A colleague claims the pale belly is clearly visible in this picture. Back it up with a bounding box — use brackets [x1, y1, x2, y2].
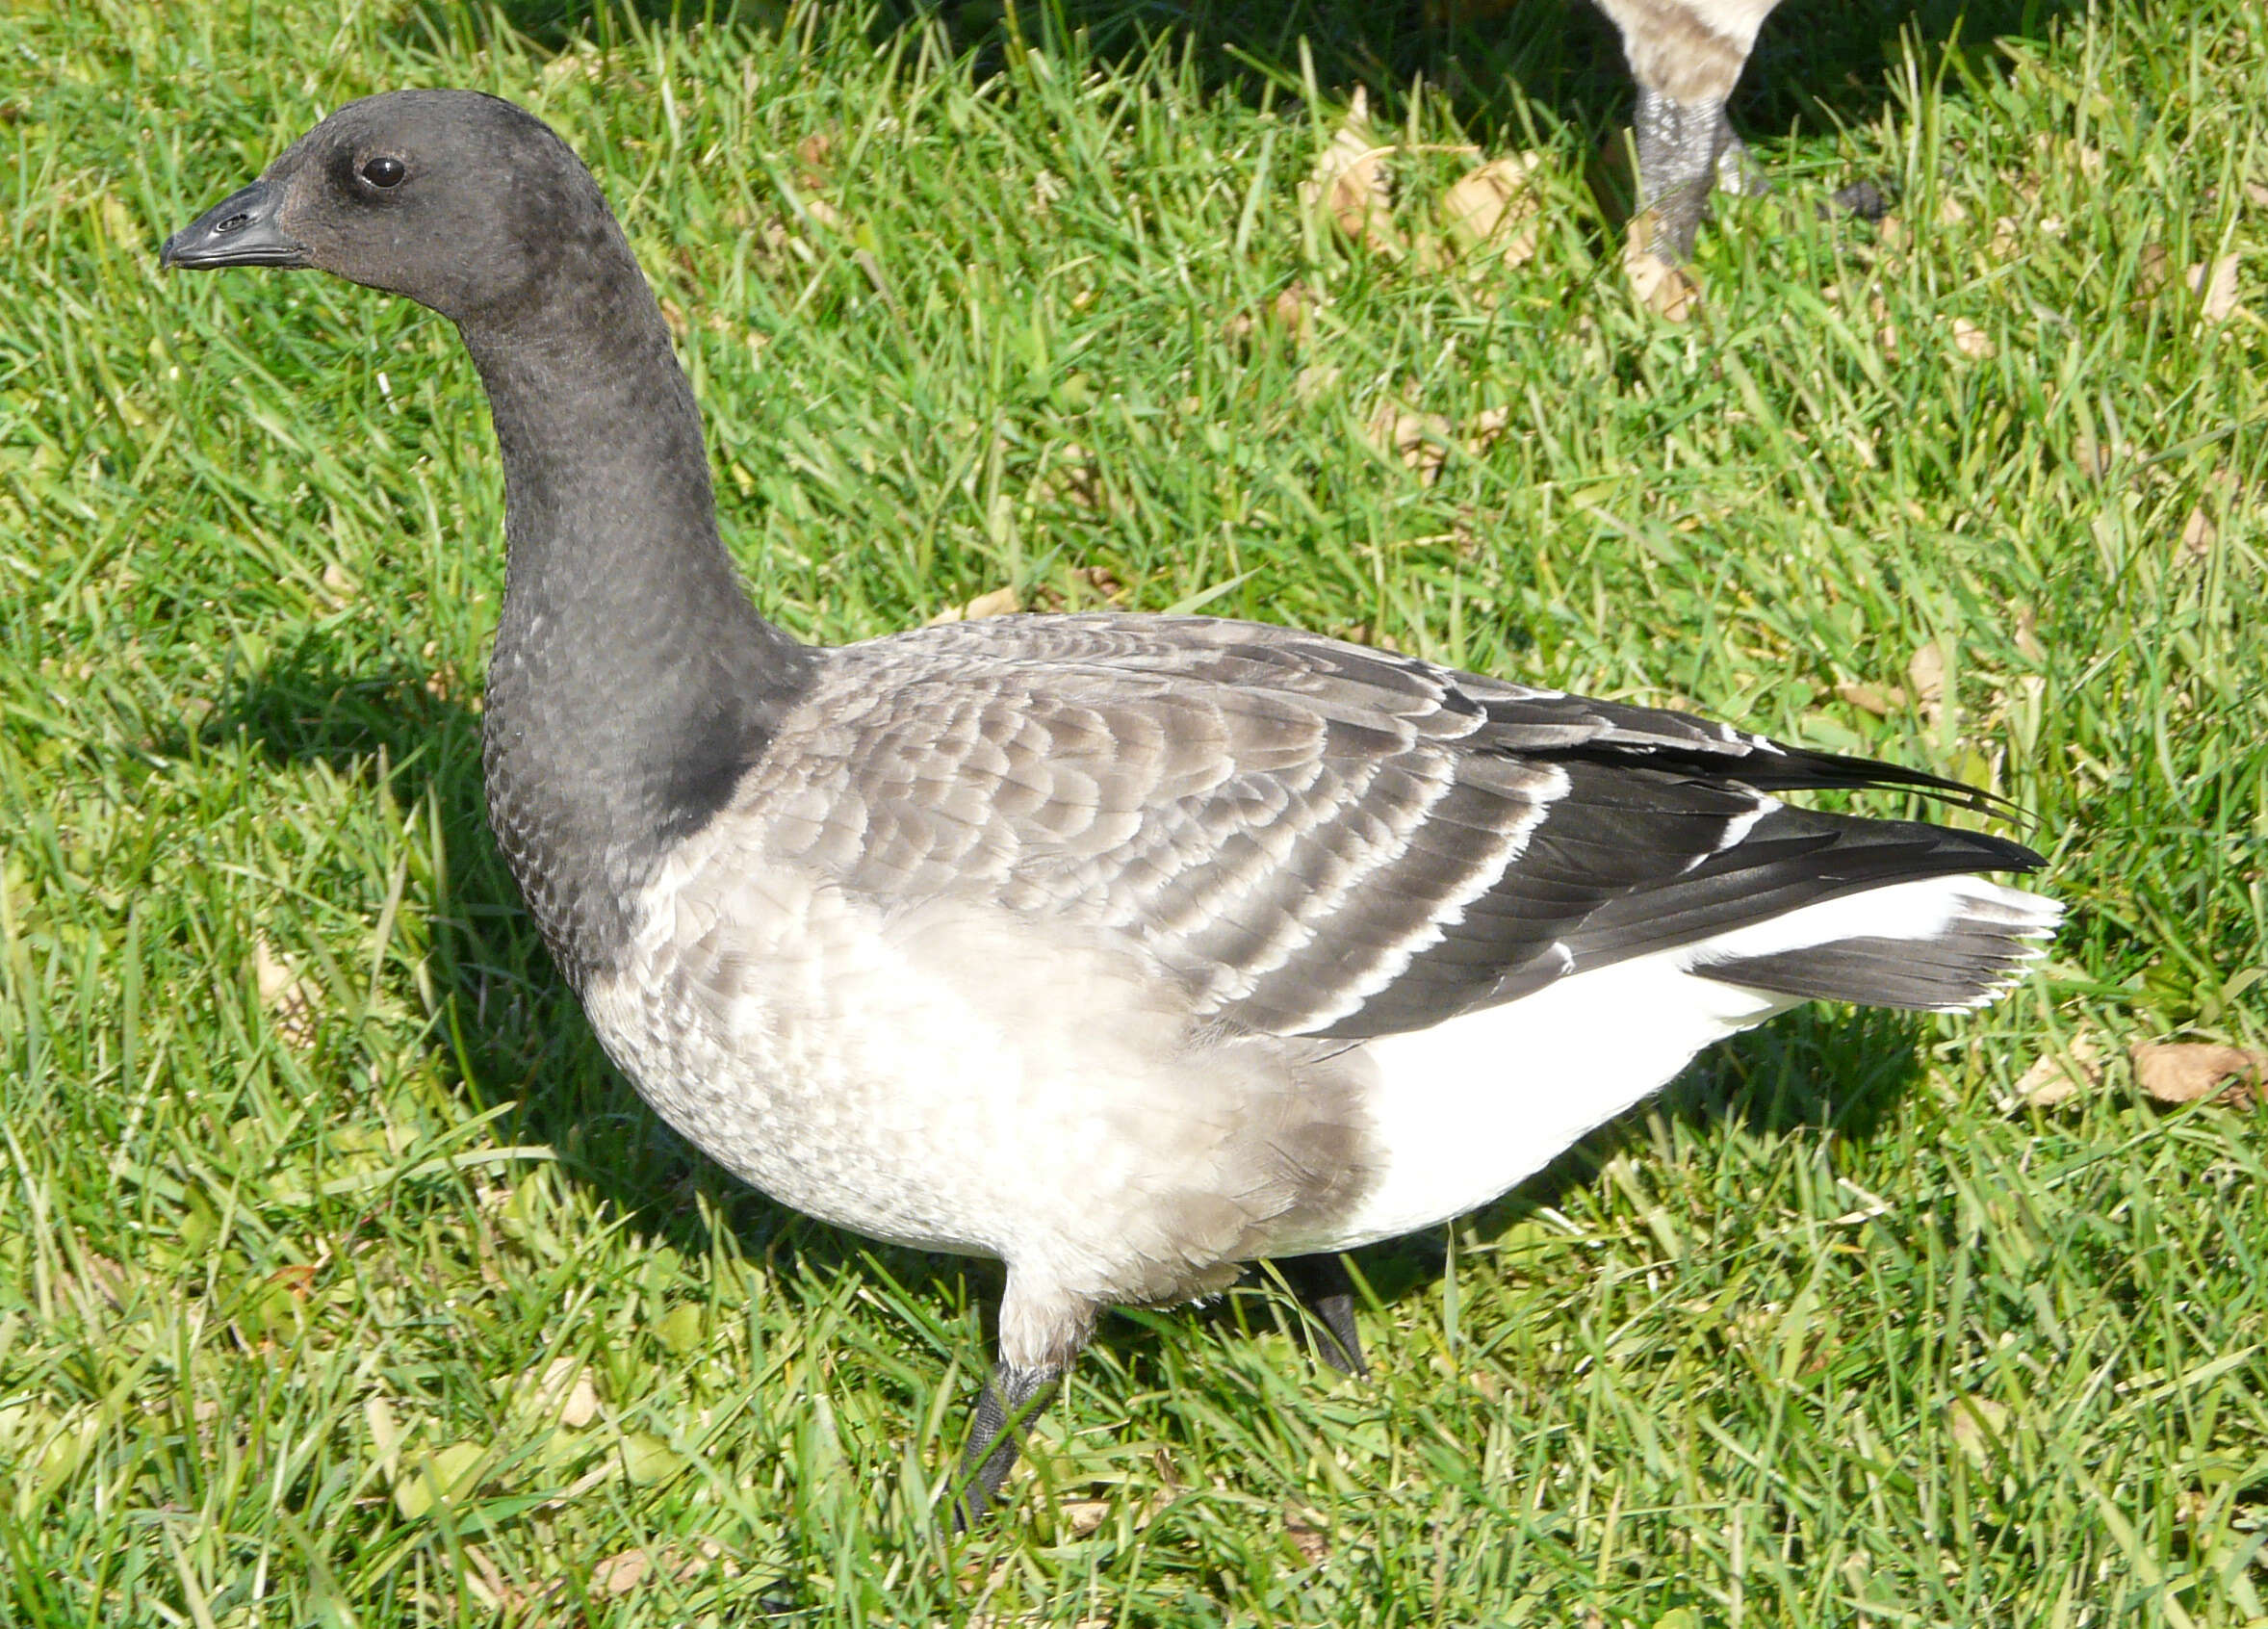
[574, 848, 1362, 1298]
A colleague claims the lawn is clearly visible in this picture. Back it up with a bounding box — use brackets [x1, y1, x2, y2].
[2, 0, 2264, 1622]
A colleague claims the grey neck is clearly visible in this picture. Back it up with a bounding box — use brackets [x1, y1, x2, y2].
[462, 258, 812, 983]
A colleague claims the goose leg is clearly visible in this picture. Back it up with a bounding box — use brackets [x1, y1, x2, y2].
[1632, 84, 1735, 262]
[952, 1271, 1094, 1526]
[954, 1360, 1063, 1527]
[1277, 1253, 1368, 1377]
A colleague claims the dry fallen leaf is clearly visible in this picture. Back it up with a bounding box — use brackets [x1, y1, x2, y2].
[2010, 1034, 2102, 1111]
[1441, 153, 1543, 263]
[1624, 246, 1699, 321]
[591, 1549, 652, 1597]
[460, 1545, 536, 1613]
[2130, 1042, 2264, 1108]
[2179, 505, 2217, 562]
[1059, 1498, 1111, 1537]
[1947, 1394, 2012, 1463]
[1301, 88, 1397, 255]
[2013, 605, 2047, 665]
[1365, 404, 1509, 482]
[2032, 133, 2104, 178]
[1907, 642, 1947, 723]
[1951, 317, 1995, 359]
[254, 936, 319, 1049]
[2138, 243, 2175, 298]
[1270, 279, 1324, 339]
[1835, 680, 1905, 719]
[1293, 362, 1341, 405]
[522, 1357, 601, 1429]
[928, 585, 1021, 625]
[1369, 405, 1455, 482]
[2187, 254, 2241, 322]
[1285, 1517, 1330, 1563]
[64, 1251, 132, 1311]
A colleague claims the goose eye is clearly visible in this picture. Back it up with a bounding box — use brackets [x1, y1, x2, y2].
[361, 155, 406, 189]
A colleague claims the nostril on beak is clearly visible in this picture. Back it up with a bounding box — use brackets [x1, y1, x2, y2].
[214, 213, 250, 236]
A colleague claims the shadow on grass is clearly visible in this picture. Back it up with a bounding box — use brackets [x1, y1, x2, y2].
[397, 0, 2078, 203]
[189, 641, 977, 1313]
[199, 634, 1937, 1394]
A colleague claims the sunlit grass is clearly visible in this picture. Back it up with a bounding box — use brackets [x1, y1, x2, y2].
[1, 0, 2263, 1622]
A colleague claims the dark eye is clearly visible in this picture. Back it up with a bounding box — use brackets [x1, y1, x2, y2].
[361, 155, 406, 189]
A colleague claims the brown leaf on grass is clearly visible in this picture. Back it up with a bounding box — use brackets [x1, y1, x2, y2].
[1624, 246, 1699, 321]
[521, 1357, 601, 1429]
[1947, 1394, 2012, 1462]
[2179, 505, 2217, 562]
[2187, 254, 2241, 322]
[927, 585, 1021, 625]
[1058, 1498, 1112, 1537]
[2071, 433, 2150, 480]
[1301, 88, 1397, 255]
[590, 1539, 735, 1598]
[1370, 405, 1455, 482]
[1907, 641, 1947, 723]
[64, 1251, 132, 1312]
[2130, 1042, 2265, 1108]
[1441, 154, 1544, 263]
[2141, 248, 2243, 321]
[1223, 280, 1324, 348]
[254, 936, 319, 1049]
[1950, 317, 1996, 359]
[460, 1545, 539, 1613]
[2014, 606, 2047, 664]
[591, 1550, 652, 1596]
[1273, 279, 1324, 335]
[2137, 243, 2176, 298]
[1365, 403, 1513, 483]
[1285, 1516, 1330, 1563]
[1294, 363, 1341, 405]
[1073, 563, 1125, 602]
[2031, 133, 2104, 178]
[2010, 1034, 2102, 1111]
[1835, 681, 1906, 718]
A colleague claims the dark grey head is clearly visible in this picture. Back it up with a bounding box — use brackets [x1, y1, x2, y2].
[161, 90, 618, 327]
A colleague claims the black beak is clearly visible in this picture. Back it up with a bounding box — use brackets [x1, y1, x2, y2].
[160, 179, 308, 270]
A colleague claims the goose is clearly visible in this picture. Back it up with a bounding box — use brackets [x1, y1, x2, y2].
[162, 89, 2057, 1523]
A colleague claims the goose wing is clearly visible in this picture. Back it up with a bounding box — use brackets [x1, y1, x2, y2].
[735, 614, 2037, 1039]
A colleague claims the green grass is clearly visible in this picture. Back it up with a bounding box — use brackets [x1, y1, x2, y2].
[3, 0, 2265, 1621]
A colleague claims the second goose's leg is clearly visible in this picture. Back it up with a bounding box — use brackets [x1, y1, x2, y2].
[1276, 1253, 1368, 1376]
